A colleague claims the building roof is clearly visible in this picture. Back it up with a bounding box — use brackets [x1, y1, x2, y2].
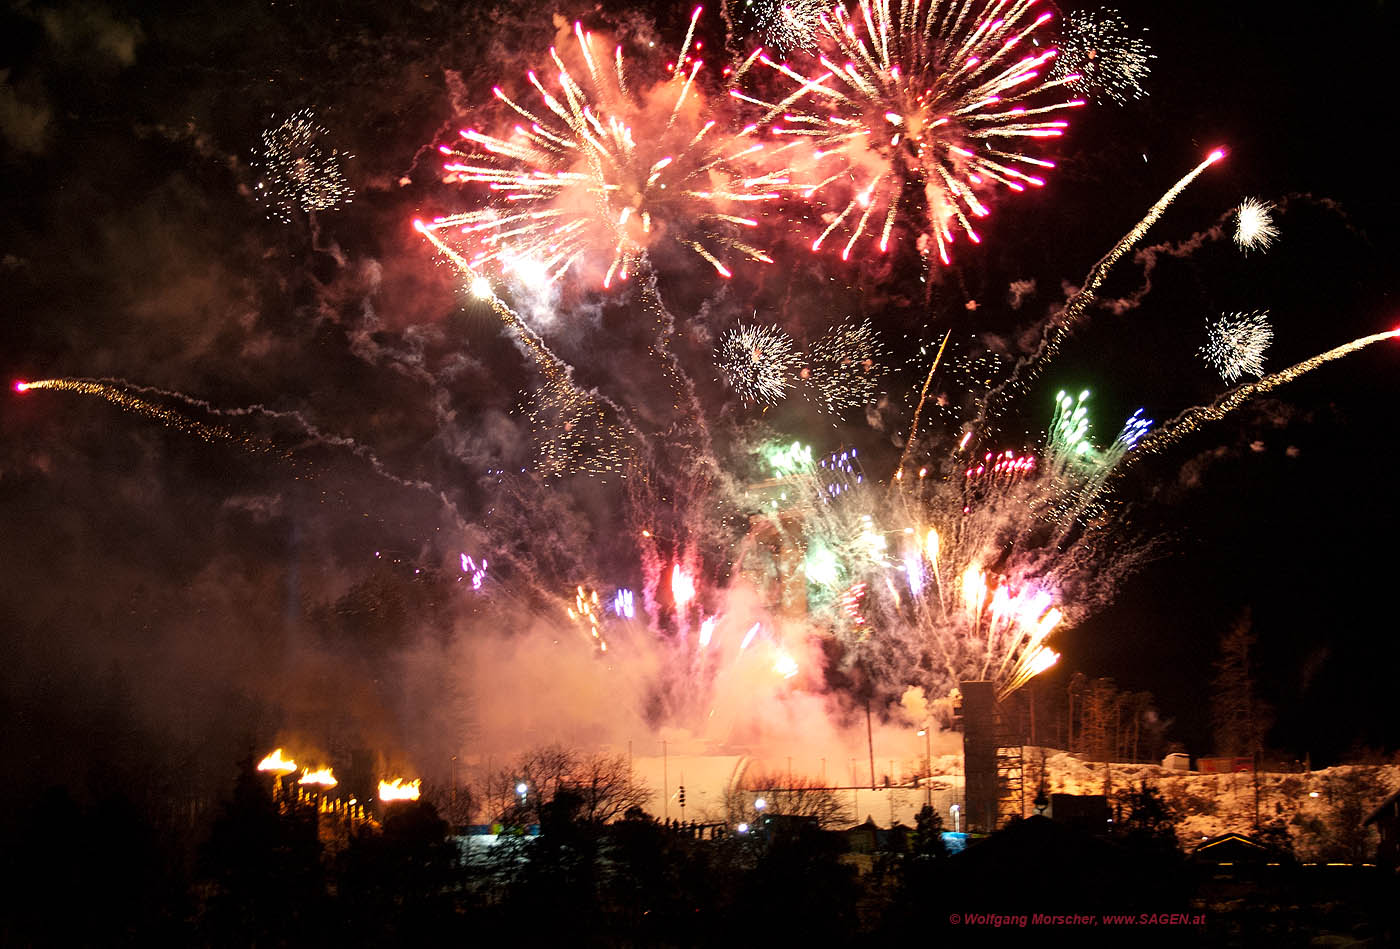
[1192, 832, 1273, 863]
[1363, 786, 1400, 827]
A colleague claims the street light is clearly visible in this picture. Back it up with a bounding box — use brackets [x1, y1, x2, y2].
[754, 797, 767, 812]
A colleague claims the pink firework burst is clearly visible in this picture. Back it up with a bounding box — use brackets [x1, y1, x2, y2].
[736, 0, 1083, 264]
[421, 9, 787, 290]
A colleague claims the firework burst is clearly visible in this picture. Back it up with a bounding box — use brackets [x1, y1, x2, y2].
[251, 109, 354, 223]
[717, 322, 801, 403]
[802, 318, 886, 414]
[759, 0, 826, 52]
[1233, 197, 1279, 253]
[1048, 8, 1153, 106]
[519, 375, 631, 478]
[1201, 311, 1274, 382]
[750, 436, 1084, 700]
[422, 9, 785, 289]
[738, 0, 1084, 263]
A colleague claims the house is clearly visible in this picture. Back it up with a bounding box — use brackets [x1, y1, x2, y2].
[1192, 832, 1276, 866]
[841, 816, 909, 853]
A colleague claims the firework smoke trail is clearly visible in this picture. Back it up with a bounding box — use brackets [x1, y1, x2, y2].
[7, 379, 615, 625]
[422, 8, 784, 289]
[974, 148, 1225, 430]
[740, 0, 1084, 264]
[9, 379, 603, 633]
[630, 272, 741, 529]
[1028, 147, 1222, 361]
[11, 379, 264, 450]
[11, 377, 487, 534]
[1131, 328, 1400, 461]
[10, 376, 640, 624]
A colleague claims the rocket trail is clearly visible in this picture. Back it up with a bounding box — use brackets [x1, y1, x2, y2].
[1132, 327, 1400, 461]
[978, 148, 1226, 429]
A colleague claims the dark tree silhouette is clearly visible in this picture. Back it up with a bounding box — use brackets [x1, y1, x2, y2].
[195, 761, 326, 945]
[336, 799, 465, 941]
[736, 816, 858, 944]
[1114, 780, 1181, 855]
[494, 788, 605, 943]
[1211, 610, 1273, 758]
[482, 744, 649, 827]
[2, 787, 186, 945]
[910, 803, 949, 859]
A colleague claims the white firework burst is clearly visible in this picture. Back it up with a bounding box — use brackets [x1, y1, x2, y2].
[1201, 311, 1273, 382]
[251, 109, 354, 223]
[803, 318, 885, 414]
[718, 323, 801, 404]
[760, 0, 826, 52]
[1049, 8, 1154, 106]
[1233, 197, 1279, 253]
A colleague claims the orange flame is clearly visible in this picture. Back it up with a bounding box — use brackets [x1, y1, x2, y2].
[257, 748, 297, 775]
[299, 767, 337, 787]
[378, 778, 421, 802]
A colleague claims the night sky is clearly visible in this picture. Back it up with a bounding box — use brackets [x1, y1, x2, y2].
[2, 0, 1397, 805]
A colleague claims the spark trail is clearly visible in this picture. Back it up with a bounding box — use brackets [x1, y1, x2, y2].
[13, 379, 279, 454]
[976, 148, 1225, 430]
[418, 220, 640, 478]
[12, 377, 478, 532]
[895, 328, 950, 476]
[1134, 328, 1400, 460]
